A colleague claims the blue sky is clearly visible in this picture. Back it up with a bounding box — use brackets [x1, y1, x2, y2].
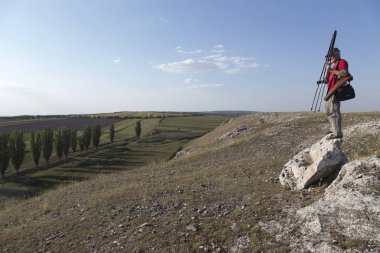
[0, 0, 379, 115]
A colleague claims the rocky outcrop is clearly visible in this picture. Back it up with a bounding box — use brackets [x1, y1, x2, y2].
[217, 125, 248, 140]
[174, 150, 188, 159]
[264, 156, 380, 252]
[279, 135, 348, 189]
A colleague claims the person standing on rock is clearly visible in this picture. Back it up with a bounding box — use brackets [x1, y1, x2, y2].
[324, 48, 349, 139]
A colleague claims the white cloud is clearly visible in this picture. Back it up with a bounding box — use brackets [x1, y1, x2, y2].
[203, 54, 228, 62]
[183, 78, 224, 90]
[111, 57, 121, 63]
[187, 83, 224, 90]
[184, 78, 197, 84]
[155, 46, 262, 75]
[155, 58, 217, 74]
[175, 46, 203, 55]
[210, 44, 226, 54]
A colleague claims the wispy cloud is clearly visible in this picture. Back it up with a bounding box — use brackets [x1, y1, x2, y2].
[175, 46, 203, 55]
[210, 44, 226, 54]
[155, 45, 263, 75]
[156, 58, 216, 74]
[158, 15, 168, 23]
[187, 83, 224, 90]
[111, 57, 121, 63]
[184, 78, 224, 90]
[184, 78, 195, 84]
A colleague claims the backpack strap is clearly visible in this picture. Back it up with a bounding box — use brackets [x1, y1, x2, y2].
[334, 60, 341, 82]
[334, 59, 341, 71]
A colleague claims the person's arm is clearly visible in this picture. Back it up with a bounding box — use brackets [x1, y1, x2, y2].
[324, 74, 353, 101]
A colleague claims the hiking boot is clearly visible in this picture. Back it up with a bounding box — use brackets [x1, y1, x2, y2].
[325, 130, 333, 135]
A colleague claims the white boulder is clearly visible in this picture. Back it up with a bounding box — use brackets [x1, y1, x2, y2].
[279, 135, 348, 190]
[262, 156, 380, 252]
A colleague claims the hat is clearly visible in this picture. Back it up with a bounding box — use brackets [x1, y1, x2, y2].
[332, 48, 340, 54]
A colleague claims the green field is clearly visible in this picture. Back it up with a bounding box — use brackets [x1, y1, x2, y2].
[4, 118, 160, 175]
[0, 115, 230, 209]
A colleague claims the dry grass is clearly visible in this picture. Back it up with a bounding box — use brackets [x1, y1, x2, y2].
[1, 112, 380, 252]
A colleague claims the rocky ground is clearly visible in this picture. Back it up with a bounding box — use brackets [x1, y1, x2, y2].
[0, 112, 379, 252]
[266, 147, 380, 252]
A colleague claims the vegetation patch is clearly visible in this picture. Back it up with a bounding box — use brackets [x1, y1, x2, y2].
[331, 230, 369, 251]
[342, 133, 380, 160]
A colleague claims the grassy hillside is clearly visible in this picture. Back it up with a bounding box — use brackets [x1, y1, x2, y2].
[0, 115, 229, 209]
[0, 112, 379, 252]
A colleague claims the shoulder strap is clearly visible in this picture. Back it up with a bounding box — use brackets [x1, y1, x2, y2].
[334, 59, 341, 71]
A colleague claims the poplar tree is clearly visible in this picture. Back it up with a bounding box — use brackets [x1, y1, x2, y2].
[109, 124, 115, 143]
[54, 129, 63, 160]
[41, 127, 54, 166]
[30, 131, 42, 168]
[61, 127, 71, 158]
[77, 135, 85, 152]
[9, 130, 26, 174]
[135, 120, 141, 138]
[83, 126, 92, 150]
[0, 132, 10, 179]
[92, 125, 101, 148]
[71, 129, 77, 153]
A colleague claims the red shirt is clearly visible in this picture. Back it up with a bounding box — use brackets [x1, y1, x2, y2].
[328, 59, 349, 91]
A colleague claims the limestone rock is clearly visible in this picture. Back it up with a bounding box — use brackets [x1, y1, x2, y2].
[235, 236, 250, 252]
[262, 156, 380, 252]
[279, 135, 348, 189]
[174, 150, 188, 159]
[218, 125, 248, 140]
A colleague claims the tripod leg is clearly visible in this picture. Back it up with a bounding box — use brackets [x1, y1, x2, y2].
[315, 83, 324, 112]
[310, 84, 320, 111]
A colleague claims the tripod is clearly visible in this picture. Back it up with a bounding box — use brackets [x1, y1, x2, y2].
[310, 30, 337, 112]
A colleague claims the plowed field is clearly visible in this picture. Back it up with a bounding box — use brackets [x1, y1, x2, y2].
[0, 118, 123, 133]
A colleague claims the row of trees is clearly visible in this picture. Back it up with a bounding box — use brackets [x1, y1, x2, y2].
[1, 124, 108, 179]
[0, 121, 142, 179]
[31, 125, 104, 167]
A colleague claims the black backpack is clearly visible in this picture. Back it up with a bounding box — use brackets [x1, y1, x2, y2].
[334, 60, 355, 101]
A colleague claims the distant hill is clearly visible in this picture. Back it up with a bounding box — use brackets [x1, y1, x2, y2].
[201, 110, 256, 116]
